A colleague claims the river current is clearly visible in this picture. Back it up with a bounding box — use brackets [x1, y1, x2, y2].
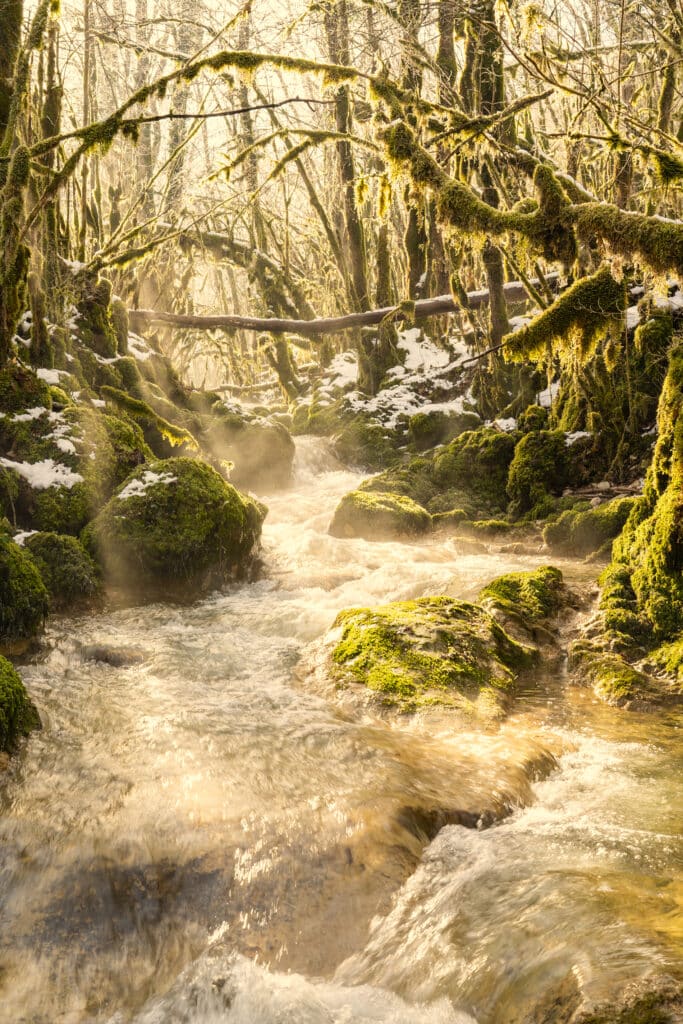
[0, 438, 681, 1023]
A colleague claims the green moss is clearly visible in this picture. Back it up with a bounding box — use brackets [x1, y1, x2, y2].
[0, 535, 49, 649]
[504, 266, 626, 363]
[433, 428, 517, 512]
[100, 386, 198, 451]
[76, 277, 119, 359]
[329, 490, 432, 541]
[110, 298, 129, 354]
[543, 496, 636, 557]
[479, 566, 565, 622]
[0, 655, 40, 753]
[82, 457, 266, 598]
[408, 409, 480, 450]
[517, 404, 548, 432]
[331, 596, 535, 714]
[24, 532, 101, 610]
[0, 363, 51, 413]
[101, 414, 152, 490]
[507, 430, 569, 518]
[573, 202, 683, 278]
[334, 416, 400, 471]
[569, 643, 654, 706]
[32, 482, 91, 536]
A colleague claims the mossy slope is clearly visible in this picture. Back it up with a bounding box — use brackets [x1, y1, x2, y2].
[0, 535, 48, 650]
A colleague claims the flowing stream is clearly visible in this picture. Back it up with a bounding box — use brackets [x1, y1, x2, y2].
[1, 437, 681, 1023]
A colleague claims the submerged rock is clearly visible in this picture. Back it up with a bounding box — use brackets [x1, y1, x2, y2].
[0, 655, 40, 753]
[82, 457, 266, 599]
[327, 596, 535, 717]
[329, 489, 431, 541]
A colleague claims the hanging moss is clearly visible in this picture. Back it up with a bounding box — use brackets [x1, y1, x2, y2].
[504, 266, 627, 363]
[0, 655, 40, 753]
[572, 203, 683, 277]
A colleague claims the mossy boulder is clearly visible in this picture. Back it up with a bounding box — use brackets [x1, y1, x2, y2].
[82, 457, 266, 599]
[0, 535, 49, 651]
[479, 566, 566, 623]
[408, 409, 480, 450]
[359, 458, 439, 509]
[329, 490, 432, 541]
[506, 429, 569, 518]
[432, 428, 517, 514]
[24, 532, 101, 611]
[543, 496, 636, 557]
[329, 596, 535, 716]
[0, 655, 40, 753]
[333, 415, 401, 471]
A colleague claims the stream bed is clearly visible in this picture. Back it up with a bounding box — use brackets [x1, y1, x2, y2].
[1, 438, 681, 1023]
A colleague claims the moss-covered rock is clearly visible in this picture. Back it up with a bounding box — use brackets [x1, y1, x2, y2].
[0, 655, 40, 753]
[24, 532, 101, 611]
[507, 429, 569, 518]
[0, 362, 51, 414]
[329, 596, 535, 716]
[203, 406, 294, 491]
[433, 428, 517, 514]
[83, 457, 266, 599]
[408, 409, 480, 450]
[333, 415, 400, 471]
[543, 496, 637, 557]
[329, 490, 432, 541]
[479, 566, 566, 622]
[0, 535, 49, 650]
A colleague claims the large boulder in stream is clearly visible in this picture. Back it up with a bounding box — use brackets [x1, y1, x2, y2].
[329, 489, 432, 541]
[327, 596, 535, 718]
[83, 457, 265, 599]
[0, 655, 40, 754]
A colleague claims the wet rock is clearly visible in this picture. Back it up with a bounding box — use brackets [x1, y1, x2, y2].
[83, 457, 265, 601]
[79, 643, 145, 667]
[329, 489, 431, 541]
[327, 595, 536, 717]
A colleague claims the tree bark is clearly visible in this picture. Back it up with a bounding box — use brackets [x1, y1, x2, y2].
[130, 275, 560, 339]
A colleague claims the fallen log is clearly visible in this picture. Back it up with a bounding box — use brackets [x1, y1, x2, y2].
[129, 275, 560, 339]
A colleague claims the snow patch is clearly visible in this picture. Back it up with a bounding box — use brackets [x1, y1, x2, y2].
[0, 457, 84, 490]
[565, 430, 591, 446]
[127, 333, 153, 362]
[36, 368, 68, 385]
[11, 406, 48, 423]
[537, 381, 560, 408]
[493, 417, 518, 432]
[12, 530, 38, 546]
[117, 470, 177, 501]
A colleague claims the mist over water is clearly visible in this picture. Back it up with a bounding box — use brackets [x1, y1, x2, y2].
[0, 438, 681, 1023]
